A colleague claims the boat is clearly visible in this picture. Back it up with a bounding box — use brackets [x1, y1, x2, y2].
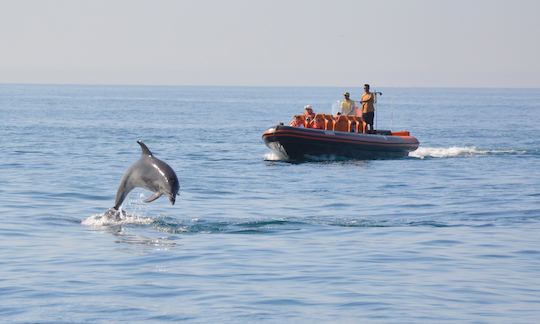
[262, 114, 419, 161]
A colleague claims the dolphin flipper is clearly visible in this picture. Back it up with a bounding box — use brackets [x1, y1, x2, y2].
[144, 192, 163, 203]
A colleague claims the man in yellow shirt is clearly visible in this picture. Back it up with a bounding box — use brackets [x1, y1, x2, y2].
[340, 92, 356, 116]
[360, 84, 375, 131]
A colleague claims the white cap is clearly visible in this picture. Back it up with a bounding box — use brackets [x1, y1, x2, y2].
[304, 104, 313, 110]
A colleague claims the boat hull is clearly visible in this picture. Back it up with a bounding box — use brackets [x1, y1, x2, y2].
[262, 125, 419, 161]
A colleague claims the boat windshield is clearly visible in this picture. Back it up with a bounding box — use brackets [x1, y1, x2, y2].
[331, 100, 341, 115]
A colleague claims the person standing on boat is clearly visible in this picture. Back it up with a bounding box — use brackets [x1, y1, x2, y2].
[340, 92, 356, 116]
[360, 84, 375, 131]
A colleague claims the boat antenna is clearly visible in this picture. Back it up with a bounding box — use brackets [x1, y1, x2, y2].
[374, 91, 382, 130]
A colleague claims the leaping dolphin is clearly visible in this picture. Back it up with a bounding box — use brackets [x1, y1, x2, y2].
[108, 140, 180, 214]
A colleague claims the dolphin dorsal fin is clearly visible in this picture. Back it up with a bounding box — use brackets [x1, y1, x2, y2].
[137, 140, 153, 157]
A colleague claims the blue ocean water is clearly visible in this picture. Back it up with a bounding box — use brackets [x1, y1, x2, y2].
[1, 84, 539, 322]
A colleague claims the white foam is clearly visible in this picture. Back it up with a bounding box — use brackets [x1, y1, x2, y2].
[408, 146, 523, 159]
[83, 192, 154, 227]
[264, 152, 286, 161]
[409, 146, 484, 159]
[82, 211, 154, 227]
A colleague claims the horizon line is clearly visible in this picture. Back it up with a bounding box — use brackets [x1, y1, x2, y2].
[1, 81, 539, 90]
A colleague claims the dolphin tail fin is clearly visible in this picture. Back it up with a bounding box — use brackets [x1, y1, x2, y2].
[137, 140, 153, 156]
[144, 192, 163, 203]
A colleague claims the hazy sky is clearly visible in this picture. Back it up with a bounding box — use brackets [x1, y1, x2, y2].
[1, 0, 539, 87]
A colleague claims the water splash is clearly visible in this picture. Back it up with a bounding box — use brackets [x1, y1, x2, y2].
[409, 146, 525, 159]
[264, 152, 353, 162]
[264, 152, 286, 161]
[82, 192, 154, 227]
[82, 211, 154, 227]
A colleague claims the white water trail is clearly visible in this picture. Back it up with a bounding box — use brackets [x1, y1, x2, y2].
[409, 146, 522, 159]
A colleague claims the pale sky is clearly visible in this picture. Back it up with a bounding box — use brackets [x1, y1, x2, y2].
[1, 0, 539, 87]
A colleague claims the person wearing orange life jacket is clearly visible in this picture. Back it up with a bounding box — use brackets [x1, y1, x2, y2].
[340, 92, 357, 116]
[310, 114, 325, 129]
[289, 115, 305, 128]
[360, 84, 375, 131]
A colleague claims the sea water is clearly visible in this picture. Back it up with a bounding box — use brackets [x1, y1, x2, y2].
[1, 85, 539, 322]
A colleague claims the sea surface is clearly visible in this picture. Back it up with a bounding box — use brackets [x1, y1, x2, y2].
[1, 84, 539, 323]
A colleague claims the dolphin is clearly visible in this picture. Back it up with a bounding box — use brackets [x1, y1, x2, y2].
[107, 140, 180, 214]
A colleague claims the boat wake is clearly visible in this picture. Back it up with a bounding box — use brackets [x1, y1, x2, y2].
[409, 146, 526, 159]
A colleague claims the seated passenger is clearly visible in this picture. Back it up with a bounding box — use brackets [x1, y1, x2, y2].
[289, 115, 305, 128]
[305, 116, 313, 128]
[310, 114, 325, 129]
[304, 104, 315, 119]
[333, 114, 349, 132]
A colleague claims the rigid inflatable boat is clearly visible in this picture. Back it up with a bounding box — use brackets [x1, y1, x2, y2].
[262, 114, 419, 161]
